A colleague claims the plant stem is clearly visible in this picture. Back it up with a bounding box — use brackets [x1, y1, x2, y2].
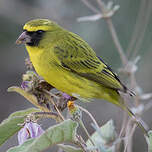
[96, 0, 128, 65]
[81, 0, 100, 14]
[78, 105, 99, 128]
[43, 89, 65, 121]
[126, 0, 147, 58]
[79, 119, 96, 147]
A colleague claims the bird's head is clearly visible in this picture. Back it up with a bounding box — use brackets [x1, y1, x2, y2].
[16, 19, 60, 47]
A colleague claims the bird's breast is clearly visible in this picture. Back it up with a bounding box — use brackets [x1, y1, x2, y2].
[25, 45, 107, 99]
[25, 46, 82, 93]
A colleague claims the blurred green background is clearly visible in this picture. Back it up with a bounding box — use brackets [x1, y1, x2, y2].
[0, 0, 152, 151]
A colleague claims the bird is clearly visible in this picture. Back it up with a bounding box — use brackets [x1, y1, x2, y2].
[16, 19, 147, 134]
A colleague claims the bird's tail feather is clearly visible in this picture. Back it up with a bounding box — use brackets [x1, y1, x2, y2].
[126, 89, 136, 97]
[102, 89, 148, 136]
[120, 103, 149, 136]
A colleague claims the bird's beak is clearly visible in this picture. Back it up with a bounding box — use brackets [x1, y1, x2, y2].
[16, 31, 31, 45]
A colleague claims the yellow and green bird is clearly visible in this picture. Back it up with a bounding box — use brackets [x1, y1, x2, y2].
[16, 19, 147, 133]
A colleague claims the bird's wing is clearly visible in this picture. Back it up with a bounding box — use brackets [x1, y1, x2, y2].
[53, 32, 126, 92]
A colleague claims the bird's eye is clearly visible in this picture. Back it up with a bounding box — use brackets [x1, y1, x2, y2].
[36, 30, 45, 34]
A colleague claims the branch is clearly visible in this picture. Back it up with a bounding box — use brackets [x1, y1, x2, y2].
[126, 0, 147, 58]
[80, 0, 128, 65]
[81, 0, 100, 13]
[95, 0, 128, 65]
[131, 0, 152, 59]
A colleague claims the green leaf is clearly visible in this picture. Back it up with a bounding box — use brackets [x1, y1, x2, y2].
[7, 87, 49, 112]
[58, 144, 83, 152]
[9, 108, 40, 118]
[87, 120, 116, 146]
[0, 108, 40, 146]
[98, 119, 116, 143]
[7, 119, 78, 152]
[146, 130, 152, 152]
[7, 139, 34, 152]
[8, 87, 62, 122]
[86, 120, 116, 152]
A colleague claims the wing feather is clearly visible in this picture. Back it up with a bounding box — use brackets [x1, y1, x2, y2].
[53, 32, 127, 92]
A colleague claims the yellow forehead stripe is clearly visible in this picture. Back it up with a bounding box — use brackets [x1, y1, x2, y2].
[23, 24, 51, 32]
[23, 19, 55, 32]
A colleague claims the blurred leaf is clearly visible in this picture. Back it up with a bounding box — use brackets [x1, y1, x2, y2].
[87, 120, 116, 145]
[140, 93, 152, 100]
[146, 130, 152, 152]
[58, 144, 82, 152]
[0, 108, 40, 146]
[7, 119, 77, 152]
[77, 14, 102, 22]
[87, 120, 116, 152]
[99, 119, 116, 143]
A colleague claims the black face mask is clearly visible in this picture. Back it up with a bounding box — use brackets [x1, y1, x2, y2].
[25, 30, 45, 46]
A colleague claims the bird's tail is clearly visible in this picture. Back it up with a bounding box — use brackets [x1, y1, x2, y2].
[126, 89, 136, 97]
[119, 100, 149, 136]
[102, 89, 148, 136]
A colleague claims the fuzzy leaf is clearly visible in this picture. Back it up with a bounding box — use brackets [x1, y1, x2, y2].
[87, 120, 116, 145]
[8, 86, 50, 112]
[58, 144, 83, 152]
[86, 120, 116, 152]
[7, 139, 34, 152]
[146, 130, 152, 152]
[7, 119, 77, 152]
[0, 108, 40, 146]
[98, 119, 116, 143]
